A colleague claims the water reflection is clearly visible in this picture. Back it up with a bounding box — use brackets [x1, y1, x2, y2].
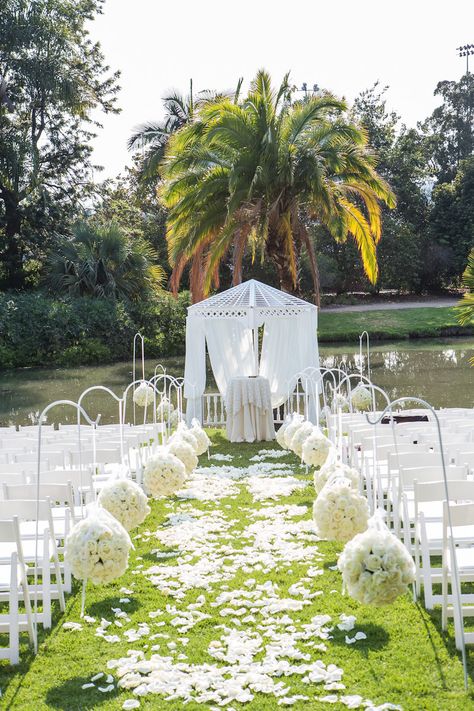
[0, 338, 472, 426]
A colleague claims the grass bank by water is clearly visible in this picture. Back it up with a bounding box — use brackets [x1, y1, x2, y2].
[318, 306, 472, 342]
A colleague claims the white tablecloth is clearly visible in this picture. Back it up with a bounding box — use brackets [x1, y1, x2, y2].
[225, 376, 275, 443]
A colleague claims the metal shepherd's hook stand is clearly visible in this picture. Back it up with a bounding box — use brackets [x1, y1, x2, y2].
[365, 396, 468, 690]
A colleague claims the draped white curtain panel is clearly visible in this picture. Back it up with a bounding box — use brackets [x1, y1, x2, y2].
[184, 307, 319, 425]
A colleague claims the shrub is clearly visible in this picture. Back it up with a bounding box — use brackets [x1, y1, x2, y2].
[0, 291, 189, 369]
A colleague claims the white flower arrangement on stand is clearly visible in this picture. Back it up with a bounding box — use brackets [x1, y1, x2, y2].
[133, 382, 155, 408]
[168, 438, 198, 475]
[338, 520, 416, 605]
[276, 415, 292, 449]
[173, 422, 199, 454]
[351, 384, 373, 412]
[334, 393, 349, 413]
[289, 421, 314, 458]
[143, 448, 186, 498]
[313, 478, 369, 542]
[65, 507, 132, 585]
[156, 396, 175, 421]
[97, 479, 150, 531]
[190, 418, 211, 456]
[283, 413, 305, 448]
[302, 428, 333, 468]
[313, 453, 360, 494]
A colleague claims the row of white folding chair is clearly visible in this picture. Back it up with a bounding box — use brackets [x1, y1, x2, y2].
[442, 501, 474, 653]
[396, 464, 467, 538]
[0, 499, 63, 632]
[414, 480, 474, 609]
[0, 517, 36, 663]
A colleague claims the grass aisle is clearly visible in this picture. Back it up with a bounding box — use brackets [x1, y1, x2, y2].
[1, 431, 473, 710]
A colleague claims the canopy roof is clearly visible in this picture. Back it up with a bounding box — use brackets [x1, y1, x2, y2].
[188, 279, 316, 320]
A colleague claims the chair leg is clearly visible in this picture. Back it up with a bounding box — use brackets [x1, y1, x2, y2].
[41, 534, 51, 629]
[10, 557, 20, 665]
[442, 564, 448, 631]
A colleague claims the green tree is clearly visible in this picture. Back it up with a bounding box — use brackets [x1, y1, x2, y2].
[128, 84, 195, 180]
[161, 70, 395, 303]
[428, 157, 474, 283]
[45, 220, 164, 300]
[422, 73, 474, 183]
[457, 248, 474, 324]
[0, 0, 120, 289]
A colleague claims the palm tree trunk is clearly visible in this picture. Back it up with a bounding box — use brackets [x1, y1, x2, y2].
[299, 222, 320, 307]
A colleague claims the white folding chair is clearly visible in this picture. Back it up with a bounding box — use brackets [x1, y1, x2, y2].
[0, 517, 36, 664]
[414, 480, 474, 608]
[442, 501, 474, 652]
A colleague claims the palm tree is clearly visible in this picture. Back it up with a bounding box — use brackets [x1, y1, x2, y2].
[46, 221, 165, 300]
[128, 81, 196, 179]
[161, 70, 396, 303]
[456, 249, 474, 365]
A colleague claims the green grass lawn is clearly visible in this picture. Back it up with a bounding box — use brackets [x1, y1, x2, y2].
[1, 431, 473, 710]
[318, 307, 472, 342]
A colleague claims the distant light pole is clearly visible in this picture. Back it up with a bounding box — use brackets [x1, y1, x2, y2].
[295, 82, 320, 97]
[457, 44, 474, 73]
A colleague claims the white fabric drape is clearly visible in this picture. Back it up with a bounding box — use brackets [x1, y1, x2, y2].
[205, 319, 255, 396]
[184, 316, 207, 424]
[259, 310, 319, 413]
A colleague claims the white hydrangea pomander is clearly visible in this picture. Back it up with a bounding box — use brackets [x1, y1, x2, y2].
[351, 384, 373, 412]
[169, 409, 182, 428]
[313, 454, 360, 494]
[133, 381, 155, 408]
[338, 526, 416, 605]
[276, 415, 292, 449]
[143, 448, 186, 498]
[334, 393, 350, 413]
[318, 406, 331, 427]
[283, 413, 305, 448]
[168, 437, 198, 475]
[289, 421, 314, 458]
[97, 478, 150, 531]
[156, 396, 175, 421]
[190, 418, 211, 456]
[65, 507, 132, 585]
[302, 428, 333, 468]
[313, 478, 369, 543]
[172, 422, 199, 454]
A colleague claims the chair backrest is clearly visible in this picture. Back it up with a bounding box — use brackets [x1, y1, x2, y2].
[400, 464, 467, 489]
[0, 499, 51, 521]
[414, 479, 474, 505]
[455, 451, 474, 468]
[388, 451, 444, 473]
[38, 469, 93, 489]
[443, 501, 474, 541]
[2, 483, 74, 507]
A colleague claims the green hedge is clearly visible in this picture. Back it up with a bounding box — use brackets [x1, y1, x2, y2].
[0, 291, 189, 369]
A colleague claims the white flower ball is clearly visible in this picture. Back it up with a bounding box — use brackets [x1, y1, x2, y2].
[313, 478, 369, 542]
[314, 459, 360, 495]
[172, 422, 199, 454]
[289, 421, 314, 457]
[143, 448, 186, 498]
[190, 418, 210, 456]
[156, 396, 175, 420]
[351, 384, 373, 412]
[276, 417, 292, 449]
[284, 414, 305, 448]
[169, 409, 181, 428]
[338, 527, 416, 605]
[133, 382, 155, 408]
[65, 508, 132, 585]
[168, 437, 198, 475]
[302, 429, 333, 468]
[97, 479, 150, 531]
[334, 393, 349, 412]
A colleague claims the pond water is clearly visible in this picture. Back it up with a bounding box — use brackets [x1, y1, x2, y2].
[0, 338, 472, 426]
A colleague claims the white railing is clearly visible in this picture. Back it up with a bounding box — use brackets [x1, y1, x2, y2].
[202, 391, 308, 428]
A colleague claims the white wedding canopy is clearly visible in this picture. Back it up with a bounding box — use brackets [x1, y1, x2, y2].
[184, 279, 319, 424]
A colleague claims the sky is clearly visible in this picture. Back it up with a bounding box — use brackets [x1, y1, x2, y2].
[89, 0, 474, 179]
